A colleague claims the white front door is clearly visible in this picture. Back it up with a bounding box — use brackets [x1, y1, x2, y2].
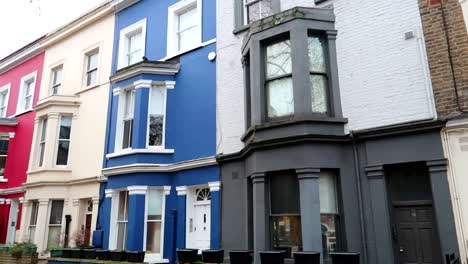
[192, 203, 210, 250]
[6, 200, 18, 244]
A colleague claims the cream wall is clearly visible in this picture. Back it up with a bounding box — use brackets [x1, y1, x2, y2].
[461, 0, 468, 30]
[21, 10, 114, 253]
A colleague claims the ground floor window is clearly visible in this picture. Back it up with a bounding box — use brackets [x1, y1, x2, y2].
[47, 200, 64, 248]
[117, 191, 129, 250]
[28, 201, 39, 242]
[145, 189, 165, 255]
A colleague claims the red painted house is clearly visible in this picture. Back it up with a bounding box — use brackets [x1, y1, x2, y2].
[0, 37, 44, 244]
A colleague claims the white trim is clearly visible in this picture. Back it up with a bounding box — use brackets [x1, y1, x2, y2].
[102, 156, 216, 176]
[134, 79, 153, 89]
[111, 67, 179, 83]
[0, 186, 25, 195]
[163, 186, 171, 195]
[82, 44, 101, 89]
[8, 132, 15, 139]
[146, 85, 168, 150]
[105, 189, 114, 198]
[118, 18, 147, 69]
[176, 186, 188, 196]
[167, 0, 203, 58]
[143, 187, 166, 262]
[0, 83, 11, 118]
[208, 181, 221, 192]
[127, 185, 148, 195]
[106, 148, 175, 159]
[15, 71, 37, 116]
[0, 43, 42, 74]
[159, 38, 216, 62]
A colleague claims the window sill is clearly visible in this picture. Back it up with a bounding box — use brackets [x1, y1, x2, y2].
[233, 24, 251, 35]
[144, 257, 169, 264]
[160, 38, 216, 62]
[28, 168, 73, 175]
[76, 84, 100, 94]
[0, 176, 7, 183]
[106, 148, 175, 159]
[12, 108, 33, 117]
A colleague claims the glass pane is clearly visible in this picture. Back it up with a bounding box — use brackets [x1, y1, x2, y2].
[128, 50, 142, 65]
[30, 202, 39, 225]
[0, 107, 5, 118]
[266, 40, 292, 78]
[118, 191, 129, 221]
[310, 75, 328, 114]
[149, 115, 164, 147]
[129, 33, 142, 54]
[40, 119, 48, 141]
[88, 53, 98, 71]
[267, 78, 294, 118]
[321, 214, 338, 262]
[53, 68, 63, 86]
[0, 139, 9, 155]
[178, 6, 197, 31]
[39, 143, 45, 167]
[122, 119, 133, 149]
[59, 116, 72, 139]
[124, 91, 135, 118]
[146, 222, 162, 253]
[270, 172, 300, 214]
[47, 226, 62, 248]
[24, 96, 32, 110]
[308, 37, 327, 73]
[0, 156, 6, 175]
[319, 171, 338, 214]
[0, 92, 7, 107]
[56, 141, 70, 165]
[147, 189, 163, 218]
[271, 215, 302, 254]
[49, 200, 64, 224]
[178, 27, 198, 52]
[117, 222, 127, 250]
[87, 70, 97, 86]
[28, 226, 36, 243]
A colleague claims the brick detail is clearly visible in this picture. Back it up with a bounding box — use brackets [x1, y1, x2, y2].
[419, 0, 468, 117]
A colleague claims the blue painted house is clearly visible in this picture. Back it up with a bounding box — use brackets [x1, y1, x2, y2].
[96, 0, 218, 262]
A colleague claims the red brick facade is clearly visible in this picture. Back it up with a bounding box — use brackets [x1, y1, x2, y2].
[419, 0, 468, 117]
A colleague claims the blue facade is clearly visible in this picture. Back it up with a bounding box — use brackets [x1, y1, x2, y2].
[97, 0, 218, 263]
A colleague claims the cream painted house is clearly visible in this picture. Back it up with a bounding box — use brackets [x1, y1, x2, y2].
[18, 1, 114, 252]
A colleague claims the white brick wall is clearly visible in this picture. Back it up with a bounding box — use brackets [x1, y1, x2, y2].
[216, 0, 436, 155]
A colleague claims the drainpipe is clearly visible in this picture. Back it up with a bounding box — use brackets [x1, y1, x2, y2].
[350, 131, 368, 264]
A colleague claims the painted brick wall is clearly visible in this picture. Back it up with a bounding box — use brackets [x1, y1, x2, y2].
[216, 0, 436, 154]
[419, 0, 468, 117]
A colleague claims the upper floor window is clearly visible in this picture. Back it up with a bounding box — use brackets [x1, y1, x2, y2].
[167, 0, 202, 56]
[0, 137, 9, 177]
[56, 116, 72, 166]
[308, 36, 329, 114]
[118, 19, 147, 69]
[121, 90, 135, 150]
[148, 87, 166, 148]
[17, 71, 37, 114]
[0, 84, 10, 118]
[85, 50, 99, 87]
[51, 66, 63, 95]
[235, 0, 279, 29]
[38, 118, 48, 167]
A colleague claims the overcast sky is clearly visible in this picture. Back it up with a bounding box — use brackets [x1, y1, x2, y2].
[0, 0, 106, 59]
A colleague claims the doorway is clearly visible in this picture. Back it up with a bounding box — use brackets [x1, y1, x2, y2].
[6, 199, 18, 244]
[186, 187, 211, 250]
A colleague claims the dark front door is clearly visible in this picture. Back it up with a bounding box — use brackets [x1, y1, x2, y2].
[394, 205, 442, 264]
[84, 214, 92, 245]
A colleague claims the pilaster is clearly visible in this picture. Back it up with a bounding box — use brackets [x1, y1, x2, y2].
[126, 186, 147, 251]
[251, 172, 268, 264]
[209, 181, 221, 249]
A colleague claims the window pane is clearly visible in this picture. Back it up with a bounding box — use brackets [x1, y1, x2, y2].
[87, 70, 97, 87]
[40, 119, 48, 141]
[129, 33, 142, 54]
[30, 202, 39, 225]
[272, 215, 302, 253]
[53, 68, 63, 85]
[49, 200, 64, 225]
[28, 226, 36, 243]
[0, 156, 6, 175]
[147, 189, 163, 219]
[149, 88, 165, 146]
[118, 191, 129, 221]
[0, 139, 9, 155]
[308, 37, 327, 73]
[266, 40, 292, 79]
[270, 172, 300, 215]
[178, 27, 198, 52]
[88, 53, 98, 71]
[246, 0, 274, 23]
[146, 222, 162, 253]
[122, 119, 133, 149]
[124, 91, 135, 118]
[117, 222, 127, 250]
[56, 141, 70, 165]
[178, 7, 197, 31]
[267, 78, 294, 118]
[39, 143, 46, 167]
[321, 214, 338, 262]
[320, 171, 338, 214]
[310, 75, 328, 114]
[47, 226, 62, 248]
[59, 117, 72, 140]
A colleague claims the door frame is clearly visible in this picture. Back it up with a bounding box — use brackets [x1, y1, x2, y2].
[185, 185, 211, 249]
[6, 199, 18, 244]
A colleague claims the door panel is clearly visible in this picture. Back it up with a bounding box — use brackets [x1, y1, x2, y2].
[394, 205, 441, 264]
[193, 204, 210, 250]
[84, 214, 92, 245]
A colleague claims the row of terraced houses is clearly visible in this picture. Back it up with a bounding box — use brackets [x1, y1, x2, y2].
[0, 0, 467, 263]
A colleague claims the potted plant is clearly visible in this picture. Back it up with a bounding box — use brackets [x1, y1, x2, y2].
[69, 248, 83, 259]
[62, 248, 72, 258]
[96, 249, 110, 260]
[177, 249, 199, 263]
[229, 250, 253, 264]
[109, 250, 127, 261]
[202, 249, 224, 263]
[49, 246, 64, 258]
[0, 244, 11, 252]
[83, 248, 97, 260]
[127, 251, 145, 263]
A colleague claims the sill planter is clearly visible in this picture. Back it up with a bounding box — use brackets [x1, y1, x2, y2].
[95, 249, 110, 260]
[293, 252, 320, 264]
[50, 249, 63, 258]
[0, 245, 11, 252]
[83, 249, 96, 260]
[330, 252, 360, 264]
[69, 248, 83, 259]
[202, 249, 224, 263]
[109, 250, 127, 262]
[22, 246, 37, 255]
[62, 248, 72, 258]
[177, 248, 198, 263]
[229, 250, 253, 264]
[127, 251, 145, 263]
[259, 251, 287, 264]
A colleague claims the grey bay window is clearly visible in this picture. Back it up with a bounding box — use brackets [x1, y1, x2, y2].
[242, 7, 342, 130]
[56, 116, 72, 166]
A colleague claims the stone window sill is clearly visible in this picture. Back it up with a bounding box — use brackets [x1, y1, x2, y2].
[106, 148, 175, 159]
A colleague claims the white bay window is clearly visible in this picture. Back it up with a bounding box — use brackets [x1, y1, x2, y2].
[148, 87, 166, 148]
[119, 89, 135, 150]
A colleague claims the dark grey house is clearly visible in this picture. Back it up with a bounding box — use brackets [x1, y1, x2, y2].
[215, 1, 461, 264]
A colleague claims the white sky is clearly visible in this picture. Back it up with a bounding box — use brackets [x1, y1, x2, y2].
[0, 0, 106, 59]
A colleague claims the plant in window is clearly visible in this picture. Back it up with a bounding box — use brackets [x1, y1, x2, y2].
[148, 87, 165, 147]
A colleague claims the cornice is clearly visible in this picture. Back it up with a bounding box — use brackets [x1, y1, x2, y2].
[111, 0, 141, 12]
[0, 186, 26, 195]
[22, 176, 99, 188]
[34, 95, 81, 112]
[102, 156, 217, 176]
[0, 38, 44, 74]
[111, 61, 180, 83]
[0, 118, 18, 127]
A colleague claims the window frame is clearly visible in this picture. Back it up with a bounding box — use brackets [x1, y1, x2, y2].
[0, 84, 11, 118]
[16, 71, 37, 115]
[0, 136, 10, 177]
[55, 115, 73, 167]
[167, 0, 203, 57]
[38, 117, 48, 167]
[50, 65, 63, 95]
[46, 199, 65, 249]
[84, 49, 99, 88]
[146, 86, 167, 150]
[143, 188, 167, 261]
[28, 200, 39, 242]
[117, 89, 135, 151]
[307, 33, 331, 115]
[109, 190, 129, 250]
[118, 19, 147, 69]
[234, 0, 280, 31]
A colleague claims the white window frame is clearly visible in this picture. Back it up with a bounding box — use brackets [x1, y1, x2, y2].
[28, 200, 39, 242]
[55, 115, 73, 167]
[143, 188, 167, 262]
[109, 189, 130, 250]
[115, 88, 135, 152]
[16, 71, 37, 115]
[50, 65, 63, 95]
[83, 47, 100, 88]
[146, 86, 168, 150]
[0, 84, 11, 118]
[37, 117, 48, 167]
[0, 136, 9, 177]
[167, 0, 203, 57]
[117, 19, 147, 69]
[46, 199, 65, 249]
